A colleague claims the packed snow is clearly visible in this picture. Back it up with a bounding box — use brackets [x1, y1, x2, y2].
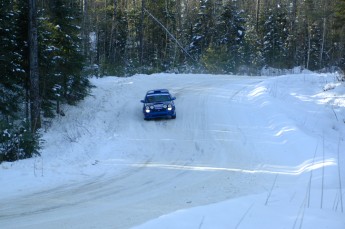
[0, 72, 344, 229]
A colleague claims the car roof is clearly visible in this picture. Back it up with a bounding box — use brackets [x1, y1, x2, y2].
[146, 89, 170, 95]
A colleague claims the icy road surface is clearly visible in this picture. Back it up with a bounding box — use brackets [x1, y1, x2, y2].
[0, 73, 344, 229]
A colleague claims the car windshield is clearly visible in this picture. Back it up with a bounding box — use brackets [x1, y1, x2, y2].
[146, 94, 171, 103]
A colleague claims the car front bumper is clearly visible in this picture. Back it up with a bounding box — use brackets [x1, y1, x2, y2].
[143, 109, 176, 119]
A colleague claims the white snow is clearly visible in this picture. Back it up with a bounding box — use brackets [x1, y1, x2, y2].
[0, 73, 344, 229]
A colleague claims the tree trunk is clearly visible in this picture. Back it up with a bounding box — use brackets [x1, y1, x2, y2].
[82, 0, 89, 59]
[29, 0, 41, 132]
[256, 0, 260, 32]
[108, 0, 118, 64]
[139, 0, 145, 65]
[306, 25, 311, 69]
[319, 18, 326, 68]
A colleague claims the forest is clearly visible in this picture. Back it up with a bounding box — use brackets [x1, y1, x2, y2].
[1, 0, 345, 162]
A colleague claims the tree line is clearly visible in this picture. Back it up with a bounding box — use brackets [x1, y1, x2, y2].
[84, 0, 345, 75]
[1, 0, 345, 162]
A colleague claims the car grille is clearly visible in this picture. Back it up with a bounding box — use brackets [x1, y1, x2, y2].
[153, 107, 166, 111]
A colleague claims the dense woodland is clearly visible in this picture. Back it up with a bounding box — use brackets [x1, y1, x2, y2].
[1, 0, 345, 162]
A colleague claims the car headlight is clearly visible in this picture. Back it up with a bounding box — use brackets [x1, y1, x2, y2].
[150, 105, 154, 109]
[145, 106, 150, 113]
[167, 104, 173, 111]
[163, 104, 167, 109]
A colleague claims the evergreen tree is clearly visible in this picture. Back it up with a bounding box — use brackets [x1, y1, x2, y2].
[336, 0, 345, 23]
[91, 0, 127, 75]
[189, 0, 217, 62]
[262, 4, 290, 69]
[202, 1, 246, 73]
[0, 1, 24, 120]
[39, 0, 91, 119]
[50, 0, 90, 104]
[243, 20, 264, 74]
[306, 23, 323, 70]
[1, 0, 40, 163]
[0, 119, 40, 162]
[109, 8, 129, 76]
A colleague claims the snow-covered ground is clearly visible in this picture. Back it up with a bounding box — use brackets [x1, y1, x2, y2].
[0, 72, 344, 229]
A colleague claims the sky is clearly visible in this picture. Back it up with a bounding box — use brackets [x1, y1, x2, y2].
[0, 69, 344, 229]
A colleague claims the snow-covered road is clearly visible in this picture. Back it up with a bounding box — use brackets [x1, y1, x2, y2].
[1, 73, 344, 229]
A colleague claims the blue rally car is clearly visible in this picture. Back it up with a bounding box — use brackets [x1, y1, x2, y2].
[140, 89, 176, 120]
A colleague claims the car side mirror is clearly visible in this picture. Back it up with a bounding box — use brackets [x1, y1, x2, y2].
[171, 97, 176, 101]
[140, 100, 145, 103]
